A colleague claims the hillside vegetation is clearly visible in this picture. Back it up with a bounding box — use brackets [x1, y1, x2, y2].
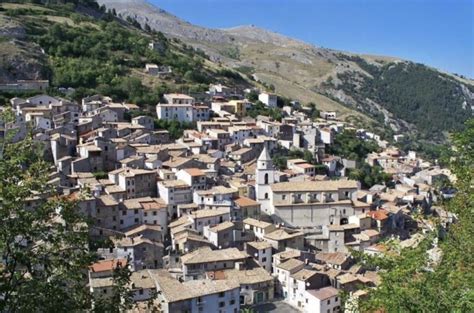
[0, 0, 250, 109]
[333, 57, 473, 141]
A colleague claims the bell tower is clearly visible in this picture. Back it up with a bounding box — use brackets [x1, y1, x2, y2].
[255, 145, 275, 214]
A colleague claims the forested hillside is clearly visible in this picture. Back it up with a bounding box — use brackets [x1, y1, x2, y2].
[0, 0, 250, 110]
[333, 57, 473, 141]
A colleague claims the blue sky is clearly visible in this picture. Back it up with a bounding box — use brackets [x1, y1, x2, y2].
[150, 0, 474, 78]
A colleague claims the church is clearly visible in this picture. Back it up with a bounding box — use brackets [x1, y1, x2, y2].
[255, 147, 360, 228]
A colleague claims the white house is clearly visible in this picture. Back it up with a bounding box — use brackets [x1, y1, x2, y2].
[304, 287, 341, 313]
[259, 92, 278, 108]
[154, 269, 241, 313]
[245, 241, 273, 272]
[176, 168, 207, 190]
[156, 93, 210, 123]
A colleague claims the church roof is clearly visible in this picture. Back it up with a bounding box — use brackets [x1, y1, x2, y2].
[258, 146, 272, 162]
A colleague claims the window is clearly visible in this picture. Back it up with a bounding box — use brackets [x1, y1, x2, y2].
[218, 292, 225, 298]
[262, 257, 267, 262]
[327, 300, 331, 305]
[264, 173, 268, 184]
[134, 209, 139, 214]
[282, 195, 286, 200]
[335, 297, 338, 302]
[122, 211, 126, 216]
[264, 193, 268, 199]
[219, 302, 225, 308]
[139, 289, 144, 295]
[153, 211, 157, 216]
[230, 299, 235, 305]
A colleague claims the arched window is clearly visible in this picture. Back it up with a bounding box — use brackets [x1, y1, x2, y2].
[264, 173, 269, 184]
[264, 193, 269, 199]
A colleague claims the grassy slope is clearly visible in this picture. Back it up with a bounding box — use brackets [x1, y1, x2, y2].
[191, 39, 374, 122]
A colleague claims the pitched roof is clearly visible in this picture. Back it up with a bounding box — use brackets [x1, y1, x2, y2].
[291, 269, 318, 281]
[264, 228, 304, 241]
[183, 168, 206, 176]
[196, 186, 237, 196]
[271, 180, 358, 192]
[246, 241, 272, 250]
[234, 196, 259, 207]
[368, 209, 389, 220]
[124, 224, 162, 236]
[181, 247, 247, 265]
[130, 270, 156, 289]
[258, 145, 272, 162]
[207, 221, 234, 233]
[89, 259, 127, 273]
[243, 218, 273, 229]
[210, 267, 273, 285]
[306, 286, 339, 300]
[337, 273, 360, 284]
[190, 208, 230, 219]
[153, 270, 239, 303]
[274, 249, 301, 261]
[316, 252, 349, 265]
[276, 258, 304, 271]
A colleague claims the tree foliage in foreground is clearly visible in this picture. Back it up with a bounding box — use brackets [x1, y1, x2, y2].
[0, 136, 93, 311]
[0, 115, 131, 311]
[353, 119, 474, 312]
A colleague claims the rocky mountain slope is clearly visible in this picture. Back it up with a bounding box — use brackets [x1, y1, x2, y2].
[0, 12, 48, 82]
[98, 0, 474, 141]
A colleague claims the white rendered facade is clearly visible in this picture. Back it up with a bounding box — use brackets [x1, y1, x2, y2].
[255, 146, 276, 215]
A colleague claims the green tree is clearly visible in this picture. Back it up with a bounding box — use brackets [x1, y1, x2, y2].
[0, 135, 94, 311]
[0, 112, 131, 311]
[93, 262, 133, 312]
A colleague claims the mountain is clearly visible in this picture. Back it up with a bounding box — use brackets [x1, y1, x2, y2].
[98, 0, 474, 141]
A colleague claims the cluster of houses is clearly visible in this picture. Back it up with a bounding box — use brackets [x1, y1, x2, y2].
[0, 85, 454, 312]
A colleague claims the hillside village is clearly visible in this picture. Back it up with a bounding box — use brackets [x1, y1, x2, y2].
[0, 74, 457, 312]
